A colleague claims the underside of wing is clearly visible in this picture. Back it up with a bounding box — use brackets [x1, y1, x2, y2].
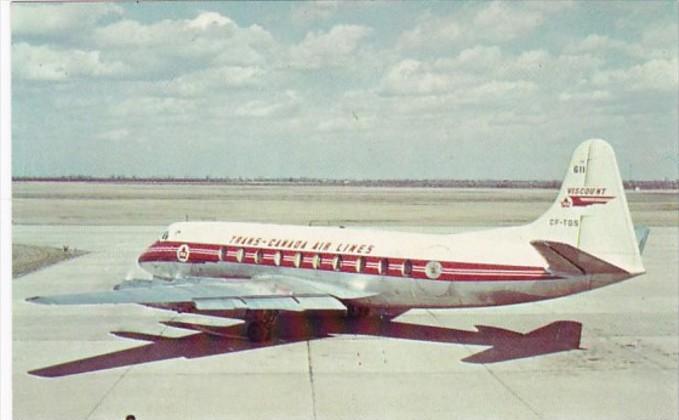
[26, 275, 376, 312]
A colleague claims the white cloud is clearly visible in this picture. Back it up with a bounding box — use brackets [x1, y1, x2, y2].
[380, 48, 545, 99]
[94, 19, 181, 48]
[185, 11, 234, 30]
[434, 46, 503, 71]
[289, 24, 372, 69]
[396, 12, 461, 50]
[13, 42, 129, 81]
[160, 65, 265, 97]
[565, 25, 679, 62]
[291, 1, 340, 24]
[397, 1, 567, 50]
[379, 59, 470, 96]
[592, 58, 679, 92]
[10, 2, 677, 181]
[473, 1, 545, 41]
[235, 91, 301, 118]
[96, 128, 130, 142]
[93, 12, 275, 70]
[111, 96, 197, 119]
[12, 3, 123, 36]
[565, 34, 623, 54]
[558, 90, 612, 102]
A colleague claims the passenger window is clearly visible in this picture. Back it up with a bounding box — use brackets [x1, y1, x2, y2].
[273, 251, 282, 266]
[254, 250, 262, 264]
[311, 254, 321, 269]
[220, 247, 228, 262]
[332, 255, 342, 271]
[379, 258, 389, 275]
[294, 252, 302, 268]
[235, 248, 244, 263]
[355, 256, 365, 273]
[402, 260, 413, 276]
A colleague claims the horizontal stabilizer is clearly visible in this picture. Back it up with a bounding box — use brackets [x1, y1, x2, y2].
[634, 225, 650, 254]
[531, 240, 628, 276]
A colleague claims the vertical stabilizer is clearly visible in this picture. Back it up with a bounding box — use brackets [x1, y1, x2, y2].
[529, 139, 644, 274]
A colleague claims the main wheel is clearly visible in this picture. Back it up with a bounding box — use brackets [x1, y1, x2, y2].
[247, 321, 272, 342]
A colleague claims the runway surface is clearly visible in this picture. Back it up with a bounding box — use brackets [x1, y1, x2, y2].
[13, 223, 678, 420]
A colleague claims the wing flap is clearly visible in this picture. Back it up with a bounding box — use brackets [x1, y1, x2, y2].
[297, 296, 347, 310]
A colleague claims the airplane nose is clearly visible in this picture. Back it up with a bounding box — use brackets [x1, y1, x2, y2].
[138, 243, 159, 264]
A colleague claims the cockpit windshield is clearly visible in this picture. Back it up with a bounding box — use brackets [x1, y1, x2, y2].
[160, 231, 169, 241]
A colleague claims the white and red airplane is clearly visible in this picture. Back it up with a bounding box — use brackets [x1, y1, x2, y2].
[29, 139, 649, 342]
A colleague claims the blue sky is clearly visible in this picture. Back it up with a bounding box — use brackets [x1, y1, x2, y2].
[11, 1, 678, 180]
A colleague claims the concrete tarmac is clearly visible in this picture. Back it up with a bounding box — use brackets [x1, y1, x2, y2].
[12, 223, 678, 420]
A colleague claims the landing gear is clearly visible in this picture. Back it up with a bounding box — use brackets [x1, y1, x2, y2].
[345, 305, 370, 318]
[245, 310, 279, 342]
[247, 322, 271, 342]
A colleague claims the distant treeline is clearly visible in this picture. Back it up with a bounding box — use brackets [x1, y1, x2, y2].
[11, 176, 679, 190]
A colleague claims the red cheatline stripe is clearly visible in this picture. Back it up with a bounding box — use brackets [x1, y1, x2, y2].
[140, 241, 554, 281]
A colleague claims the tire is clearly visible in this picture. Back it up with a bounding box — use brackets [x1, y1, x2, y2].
[346, 305, 370, 318]
[247, 321, 271, 342]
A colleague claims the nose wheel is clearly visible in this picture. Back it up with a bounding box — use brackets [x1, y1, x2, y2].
[245, 310, 279, 342]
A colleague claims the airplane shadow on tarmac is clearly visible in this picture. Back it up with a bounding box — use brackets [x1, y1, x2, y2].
[29, 312, 582, 378]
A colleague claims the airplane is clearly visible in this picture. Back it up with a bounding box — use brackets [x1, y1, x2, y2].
[28, 139, 649, 344]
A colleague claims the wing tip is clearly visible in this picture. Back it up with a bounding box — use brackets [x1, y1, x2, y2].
[26, 296, 49, 304]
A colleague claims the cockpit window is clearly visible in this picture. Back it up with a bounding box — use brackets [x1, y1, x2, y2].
[160, 231, 169, 241]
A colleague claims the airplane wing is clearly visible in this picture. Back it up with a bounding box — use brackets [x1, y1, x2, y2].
[26, 274, 376, 312]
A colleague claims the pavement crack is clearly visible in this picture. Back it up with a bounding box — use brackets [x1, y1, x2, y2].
[427, 310, 541, 419]
[84, 316, 177, 420]
[85, 366, 132, 420]
[484, 366, 542, 420]
[306, 340, 318, 420]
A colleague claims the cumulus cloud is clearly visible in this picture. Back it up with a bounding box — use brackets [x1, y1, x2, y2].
[235, 90, 301, 118]
[11, 2, 677, 180]
[13, 42, 129, 81]
[110, 96, 197, 119]
[396, 12, 461, 50]
[434, 46, 503, 71]
[558, 90, 612, 102]
[379, 59, 472, 96]
[96, 128, 130, 142]
[291, 1, 340, 24]
[159, 65, 266, 97]
[94, 13, 238, 48]
[92, 12, 275, 72]
[397, 1, 568, 50]
[289, 24, 372, 69]
[12, 3, 123, 36]
[592, 58, 679, 92]
[473, 1, 545, 40]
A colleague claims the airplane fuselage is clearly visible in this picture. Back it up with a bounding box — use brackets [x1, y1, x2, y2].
[137, 221, 630, 309]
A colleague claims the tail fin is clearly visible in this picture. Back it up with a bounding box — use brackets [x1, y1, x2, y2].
[529, 139, 644, 274]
